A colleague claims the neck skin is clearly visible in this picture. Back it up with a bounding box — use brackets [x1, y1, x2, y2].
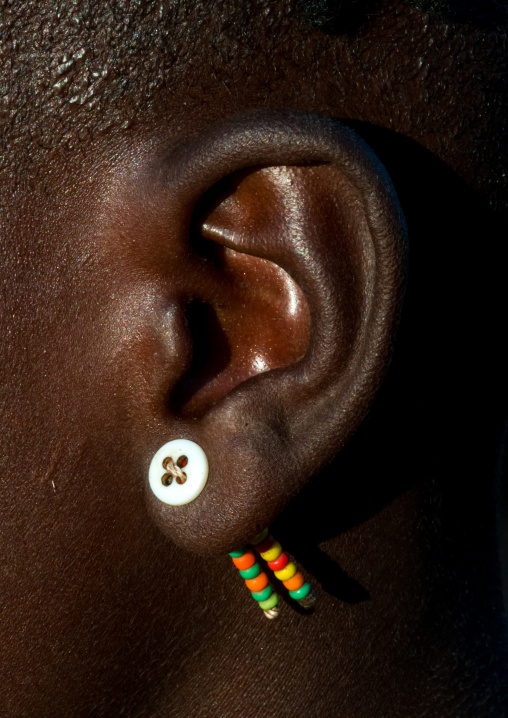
[146, 449, 508, 718]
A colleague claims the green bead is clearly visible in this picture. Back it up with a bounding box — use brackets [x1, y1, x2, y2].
[251, 585, 273, 602]
[259, 593, 279, 611]
[289, 582, 311, 600]
[239, 562, 261, 580]
[229, 547, 248, 558]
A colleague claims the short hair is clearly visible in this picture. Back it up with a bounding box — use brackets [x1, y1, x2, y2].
[0, 0, 505, 187]
[301, 1, 504, 33]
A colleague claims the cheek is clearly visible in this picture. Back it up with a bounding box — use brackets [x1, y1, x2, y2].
[0, 326, 216, 714]
[0, 234, 182, 713]
[0, 329, 163, 712]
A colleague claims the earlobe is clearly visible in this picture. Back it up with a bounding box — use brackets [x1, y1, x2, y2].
[139, 111, 408, 554]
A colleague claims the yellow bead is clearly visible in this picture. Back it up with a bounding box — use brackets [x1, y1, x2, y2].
[274, 562, 297, 581]
[260, 540, 282, 562]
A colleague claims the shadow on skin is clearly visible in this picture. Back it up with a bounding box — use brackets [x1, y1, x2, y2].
[269, 125, 508, 609]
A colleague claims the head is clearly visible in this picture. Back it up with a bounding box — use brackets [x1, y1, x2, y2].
[1, 1, 507, 715]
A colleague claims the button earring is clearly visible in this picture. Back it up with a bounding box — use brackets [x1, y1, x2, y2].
[149, 439, 208, 505]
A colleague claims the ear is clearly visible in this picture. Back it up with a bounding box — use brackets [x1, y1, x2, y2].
[116, 110, 407, 554]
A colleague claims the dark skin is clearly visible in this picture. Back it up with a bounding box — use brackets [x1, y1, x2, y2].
[1, 1, 508, 716]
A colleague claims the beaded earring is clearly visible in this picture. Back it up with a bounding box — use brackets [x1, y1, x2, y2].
[229, 528, 317, 619]
[149, 441, 316, 619]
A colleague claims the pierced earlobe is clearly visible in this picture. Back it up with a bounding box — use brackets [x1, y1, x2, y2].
[148, 439, 208, 506]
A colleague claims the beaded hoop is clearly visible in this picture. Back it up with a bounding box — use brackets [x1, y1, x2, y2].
[229, 528, 317, 619]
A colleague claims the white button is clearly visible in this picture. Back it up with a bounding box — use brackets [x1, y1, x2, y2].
[149, 439, 209, 505]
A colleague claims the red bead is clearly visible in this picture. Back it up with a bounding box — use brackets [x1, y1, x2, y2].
[254, 534, 275, 554]
[268, 552, 289, 571]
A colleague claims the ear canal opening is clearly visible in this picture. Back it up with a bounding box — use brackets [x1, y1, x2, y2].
[169, 297, 233, 416]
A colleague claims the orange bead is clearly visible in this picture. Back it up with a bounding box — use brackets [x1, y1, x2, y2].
[283, 572, 305, 592]
[232, 549, 256, 570]
[245, 572, 269, 592]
